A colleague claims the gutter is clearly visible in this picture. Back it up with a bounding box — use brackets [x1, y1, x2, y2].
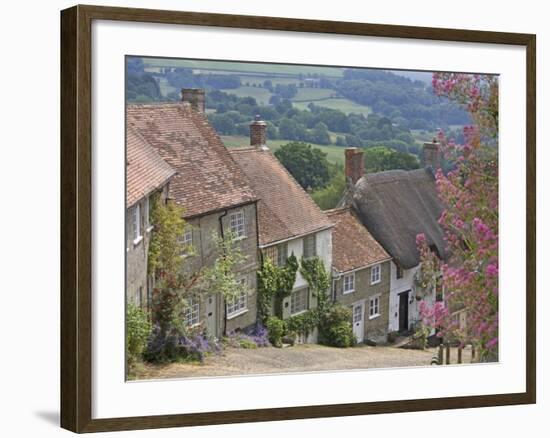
[258, 223, 335, 249]
[332, 257, 393, 276]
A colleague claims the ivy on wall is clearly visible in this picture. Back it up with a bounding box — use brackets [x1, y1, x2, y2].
[257, 255, 298, 322]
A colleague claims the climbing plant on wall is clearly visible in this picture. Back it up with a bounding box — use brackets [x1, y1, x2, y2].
[257, 254, 298, 322]
[299, 256, 331, 311]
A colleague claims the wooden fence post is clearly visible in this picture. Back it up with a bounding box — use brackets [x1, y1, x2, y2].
[471, 345, 476, 362]
[457, 346, 462, 364]
[445, 342, 451, 365]
[438, 344, 444, 365]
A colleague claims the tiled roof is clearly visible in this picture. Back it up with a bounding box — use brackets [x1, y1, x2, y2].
[326, 207, 390, 273]
[229, 147, 333, 246]
[126, 126, 176, 208]
[127, 103, 257, 218]
[352, 168, 445, 269]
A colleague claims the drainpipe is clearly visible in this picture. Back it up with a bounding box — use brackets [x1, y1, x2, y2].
[332, 271, 342, 303]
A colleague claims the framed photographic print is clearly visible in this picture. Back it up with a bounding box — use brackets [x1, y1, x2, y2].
[60, 4, 536, 433]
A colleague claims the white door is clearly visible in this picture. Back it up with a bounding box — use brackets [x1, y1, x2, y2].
[352, 302, 365, 343]
[205, 294, 217, 337]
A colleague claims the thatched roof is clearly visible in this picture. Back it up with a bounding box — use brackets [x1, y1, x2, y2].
[352, 168, 445, 269]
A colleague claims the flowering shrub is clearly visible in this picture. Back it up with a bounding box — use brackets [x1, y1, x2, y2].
[225, 323, 270, 349]
[418, 73, 499, 360]
[144, 324, 222, 363]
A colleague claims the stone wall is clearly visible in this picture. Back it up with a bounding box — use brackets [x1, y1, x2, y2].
[333, 261, 391, 343]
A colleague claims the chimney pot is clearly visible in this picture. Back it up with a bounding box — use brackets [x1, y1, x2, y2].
[345, 147, 364, 186]
[250, 115, 267, 149]
[181, 88, 205, 113]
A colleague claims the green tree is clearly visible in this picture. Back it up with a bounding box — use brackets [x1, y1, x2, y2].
[274, 142, 330, 190]
[362, 146, 419, 173]
[311, 165, 345, 210]
[310, 122, 331, 145]
[148, 195, 188, 277]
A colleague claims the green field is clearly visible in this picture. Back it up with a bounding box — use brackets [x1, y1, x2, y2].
[293, 98, 372, 116]
[142, 58, 344, 78]
[221, 135, 346, 164]
[220, 86, 273, 105]
[292, 88, 336, 102]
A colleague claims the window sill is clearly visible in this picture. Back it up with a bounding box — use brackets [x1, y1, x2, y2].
[290, 309, 308, 317]
[133, 235, 143, 246]
[146, 225, 154, 233]
[369, 313, 381, 320]
[343, 289, 355, 295]
[370, 280, 381, 286]
[232, 235, 247, 242]
[227, 308, 248, 320]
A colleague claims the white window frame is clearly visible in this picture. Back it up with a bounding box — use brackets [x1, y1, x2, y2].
[179, 229, 194, 256]
[343, 273, 355, 294]
[226, 279, 248, 318]
[183, 296, 200, 327]
[290, 287, 309, 315]
[132, 203, 142, 245]
[229, 210, 246, 239]
[369, 294, 381, 319]
[303, 234, 316, 259]
[370, 263, 381, 285]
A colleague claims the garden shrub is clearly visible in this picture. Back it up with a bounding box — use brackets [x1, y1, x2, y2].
[126, 304, 152, 365]
[318, 304, 356, 348]
[224, 323, 269, 349]
[266, 316, 286, 347]
[144, 324, 221, 363]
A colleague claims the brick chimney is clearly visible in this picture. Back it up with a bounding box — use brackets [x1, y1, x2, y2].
[250, 115, 267, 149]
[422, 138, 441, 169]
[345, 147, 364, 185]
[181, 88, 205, 113]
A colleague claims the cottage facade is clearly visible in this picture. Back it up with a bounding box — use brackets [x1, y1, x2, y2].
[342, 145, 446, 334]
[127, 92, 260, 337]
[229, 117, 334, 342]
[327, 207, 392, 343]
[126, 126, 175, 310]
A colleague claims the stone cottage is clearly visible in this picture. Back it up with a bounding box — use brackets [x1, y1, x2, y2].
[229, 116, 334, 342]
[326, 207, 392, 344]
[126, 90, 260, 337]
[342, 145, 446, 334]
[126, 126, 175, 311]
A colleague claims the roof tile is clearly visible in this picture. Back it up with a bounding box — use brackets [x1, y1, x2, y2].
[230, 147, 333, 246]
[126, 126, 176, 208]
[127, 103, 257, 217]
[326, 207, 390, 272]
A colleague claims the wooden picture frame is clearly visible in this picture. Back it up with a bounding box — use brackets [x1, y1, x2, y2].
[60, 4, 536, 433]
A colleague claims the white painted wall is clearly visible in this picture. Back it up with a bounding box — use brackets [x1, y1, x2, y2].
[389, 261, 437, 332]
[285, 228, 332, 291]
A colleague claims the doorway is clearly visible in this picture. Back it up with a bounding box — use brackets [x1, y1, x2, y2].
[352, 302, 365, 343]
[398, 291, 409, 333]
